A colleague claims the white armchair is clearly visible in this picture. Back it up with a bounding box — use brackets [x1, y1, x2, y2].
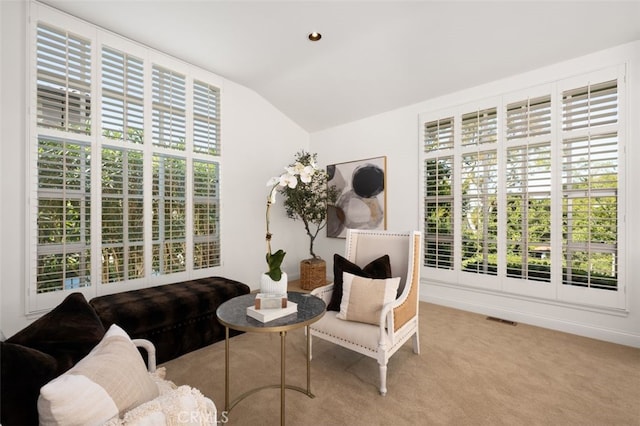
[310, 229, 421, 395]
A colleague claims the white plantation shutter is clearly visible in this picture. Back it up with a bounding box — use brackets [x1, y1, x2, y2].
[562, 79, 618, 291]
[152, 155, 187, 275]
[562, 81, 618, 131]
[35, 21, 93, 297]
[193, 81, 221, 155]
[423, 117, 455, 270]
[37, 24, 91, 133]
[36, 138, 91, 293]
[419, 66, 625, 310]
[460, 107, 498, 275]
[424, 117, 454, 153]
[460, 150, 498, 275]
[29, 5, 224, 312]
[506, 96, 551, 140]
[423, 156, 454, 269]
[505, 143, 552, 282]
[461, 108, 497, 147]
[505, 96, 552, 282]
[193, 161, 220, 269]
[102, 47, 144, 143]
[101, 148, 145, 283]
[152, 65, 186, 150]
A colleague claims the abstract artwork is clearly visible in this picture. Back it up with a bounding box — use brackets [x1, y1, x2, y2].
[326, 156, 386, 238]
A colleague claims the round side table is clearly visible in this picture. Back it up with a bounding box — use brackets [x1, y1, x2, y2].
[216, 291, 326, 426]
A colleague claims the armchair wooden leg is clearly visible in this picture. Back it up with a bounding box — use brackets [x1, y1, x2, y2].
[379, 364, 387, 396]
[412, 332, 420, 354]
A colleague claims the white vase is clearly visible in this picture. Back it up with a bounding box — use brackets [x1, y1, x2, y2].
[260, 272, 288, 295]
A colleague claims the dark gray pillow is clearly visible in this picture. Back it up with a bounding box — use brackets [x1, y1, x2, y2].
[7, 292, 105, 374]
[1, 341, 58, 425]
[327, 254, 392, 311]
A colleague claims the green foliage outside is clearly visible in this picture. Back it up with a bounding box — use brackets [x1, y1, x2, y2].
[423, 156, 618, 290]
[36, 127, 220, 292]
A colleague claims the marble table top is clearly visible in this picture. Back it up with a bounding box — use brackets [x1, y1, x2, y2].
[216, 291, 326, 333]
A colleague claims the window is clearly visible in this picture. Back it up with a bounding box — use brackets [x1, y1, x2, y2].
[423, 118, 454, 269]
[505, 96, 552, 282]
[101, 148, 144, 283]
[419, 67, 625, 310]
[152, 155, 187, 275]
[101, 47, 144, 144]
[36, 24, 91, 134]
[29, 4, 223, 312]
[561, 80, 619, 292]
[37, 138, 91, 293]
[193, 160, 220, 269]
[460, 108, 498, 275]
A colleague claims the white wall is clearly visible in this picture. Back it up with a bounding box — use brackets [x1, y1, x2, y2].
[310, 105, 422, 262]
[221, 80, 311, 288]
[0, 1, 310, 336]
[310, 41, 640, 348]
[1, 0, 28, 337]
[0, 0, 4, 340]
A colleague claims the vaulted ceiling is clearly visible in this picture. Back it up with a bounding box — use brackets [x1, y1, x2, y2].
[41, 1, 640, 132]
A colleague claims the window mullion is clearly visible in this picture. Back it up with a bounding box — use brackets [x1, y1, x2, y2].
[142, 51, 154, 283]
[185, 75, 194, 273]
[453, 114, 463, 277]
[91, 31, 102, 293]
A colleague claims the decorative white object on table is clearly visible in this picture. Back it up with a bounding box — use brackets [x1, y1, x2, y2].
[254, 293, 288, 309]
[247, 301, 298, 323]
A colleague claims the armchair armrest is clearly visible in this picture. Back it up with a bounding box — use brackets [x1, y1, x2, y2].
[132, 338, 156, 373]
[310, 282, 334, 305]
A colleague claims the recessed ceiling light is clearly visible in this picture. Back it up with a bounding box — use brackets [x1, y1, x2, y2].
[308, 32, 322, 42]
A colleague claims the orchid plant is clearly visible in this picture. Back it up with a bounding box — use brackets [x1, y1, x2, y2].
[265, 151, 337, 281]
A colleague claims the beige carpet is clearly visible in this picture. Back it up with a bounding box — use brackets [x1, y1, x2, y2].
[161, 302, 640, 425]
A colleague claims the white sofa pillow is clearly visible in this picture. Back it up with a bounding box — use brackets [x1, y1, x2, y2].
[336, 272, 400, 325]
[38, 324, 159, 426]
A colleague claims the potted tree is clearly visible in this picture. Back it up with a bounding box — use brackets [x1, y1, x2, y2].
[274, 151, 338, 289]
[265, 151, 338, 291]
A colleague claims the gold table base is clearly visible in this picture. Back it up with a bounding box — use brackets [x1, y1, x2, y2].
[224, 325, 315, 426]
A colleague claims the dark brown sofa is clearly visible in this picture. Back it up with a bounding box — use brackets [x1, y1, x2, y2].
[0, 276, 249, 426]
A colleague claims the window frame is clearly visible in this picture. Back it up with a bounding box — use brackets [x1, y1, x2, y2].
[26, 3, 224, 313]
[419, 66, 626, 312]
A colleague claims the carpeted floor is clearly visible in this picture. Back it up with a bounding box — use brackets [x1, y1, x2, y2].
[161, 302, 640, 425]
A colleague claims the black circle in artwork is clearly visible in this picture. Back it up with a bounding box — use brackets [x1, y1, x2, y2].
[326, 164, 336, 181]
[352, 164, 384, 198]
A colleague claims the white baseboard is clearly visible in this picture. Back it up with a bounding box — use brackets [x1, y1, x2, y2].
[420, 284, 640, 348]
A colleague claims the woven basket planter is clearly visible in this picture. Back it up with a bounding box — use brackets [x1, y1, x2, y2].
[299, 258, 327, 290]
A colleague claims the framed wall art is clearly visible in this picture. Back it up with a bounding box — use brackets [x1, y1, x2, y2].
[326, 156, 387, 238]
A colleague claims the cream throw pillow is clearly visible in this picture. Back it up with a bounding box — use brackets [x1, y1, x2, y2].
[38, 324, 159, 426]
[336, 272, 400, 325]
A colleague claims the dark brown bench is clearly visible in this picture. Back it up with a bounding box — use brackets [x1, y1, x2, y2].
[89, 276, 250, 364]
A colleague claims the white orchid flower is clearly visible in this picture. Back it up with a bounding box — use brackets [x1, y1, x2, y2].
[299, 165, 315, 183]
[294, 162, 309, 175]
[279, 173, 298, 189]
